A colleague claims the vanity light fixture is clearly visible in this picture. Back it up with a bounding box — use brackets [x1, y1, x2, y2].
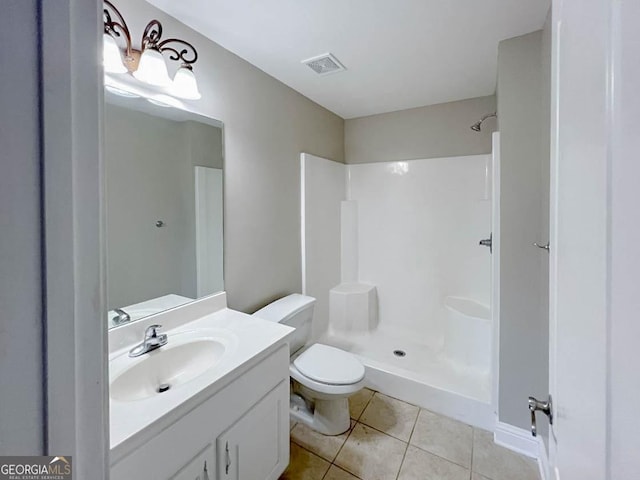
[103, 0, 201, 99]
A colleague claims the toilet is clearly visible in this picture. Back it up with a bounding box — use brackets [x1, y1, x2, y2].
[253, 294, 365, 435]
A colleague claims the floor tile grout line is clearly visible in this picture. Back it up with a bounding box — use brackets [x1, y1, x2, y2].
[289, 389, 371, 479]
[353, 389, 376, 422]
[395, 442, 411, 480]
[355, 418, 414, 444]
[288, 389, 494, 480]
[318, 462, 331, 480]
[329, 463, 365, 480]
[291, 421, 354, 464]
[470, 427, 475, 477]
[320, 467, 330, 480]
[407, 408, 476, 472]
[406, 408, 420, 445]
[291, 439, 333, 464]
[332, 451, 363, 480]
[334, 420, 401, 480]
[290, 440, 317, 457]
[394, 411, 419, 480]
[407, 439, 474, 471]
[328, 418, 357, 468]
[288, 440, 333, 480]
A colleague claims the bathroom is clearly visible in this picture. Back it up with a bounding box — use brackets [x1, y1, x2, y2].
[1, 1, 638, 480]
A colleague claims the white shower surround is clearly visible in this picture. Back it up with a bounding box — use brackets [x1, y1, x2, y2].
[301, 153, 495, 428]
[348, 155, 491, 344]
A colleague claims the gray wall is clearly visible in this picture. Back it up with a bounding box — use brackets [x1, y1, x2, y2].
[120, 0, 345, 312]
[105, 104, 222, 309]
[0, 0, 44, 454]
[344, 96, 496, 164]
[186, 120, 224, 170]
[497, 29, 551, 431]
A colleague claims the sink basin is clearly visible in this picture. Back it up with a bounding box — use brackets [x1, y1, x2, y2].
[110, 330, 234, 402]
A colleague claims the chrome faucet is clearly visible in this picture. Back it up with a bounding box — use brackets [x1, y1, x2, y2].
[129, 324, 168, 357]
[113, 308, 131, 325]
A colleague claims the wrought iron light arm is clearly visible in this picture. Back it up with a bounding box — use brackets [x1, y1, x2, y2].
[142, 20, 199, 68]
[158, 39, 199, 68]
[103, 1, 199, 71]
[102, 0, 201, 97]
[103, 0, 133, 57]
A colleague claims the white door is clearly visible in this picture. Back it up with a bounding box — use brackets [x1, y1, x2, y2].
[195, 166, 224, 297]
[547, 0, 612, 478]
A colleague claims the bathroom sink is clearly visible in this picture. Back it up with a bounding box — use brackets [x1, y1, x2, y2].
[110, 330, 233, 402]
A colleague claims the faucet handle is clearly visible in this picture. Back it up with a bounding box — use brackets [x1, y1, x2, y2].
[144, 324, 162, 338]
[113, 308, 131, 325]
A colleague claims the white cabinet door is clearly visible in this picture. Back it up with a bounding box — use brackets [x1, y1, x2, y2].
[217, 381, 289, 480]
[170, 444, 215, 480]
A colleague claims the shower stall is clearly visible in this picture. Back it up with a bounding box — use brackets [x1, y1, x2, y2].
[301, 139, 499, 429]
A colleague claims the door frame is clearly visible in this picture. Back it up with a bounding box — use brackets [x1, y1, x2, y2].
[41, 0, 109, 477]
[490, 132, 501, 422]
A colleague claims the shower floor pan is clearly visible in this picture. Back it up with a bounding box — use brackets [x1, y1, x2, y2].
[320, 328, 494, 430]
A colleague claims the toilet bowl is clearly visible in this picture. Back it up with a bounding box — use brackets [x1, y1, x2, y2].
[253, 294, 365, 435]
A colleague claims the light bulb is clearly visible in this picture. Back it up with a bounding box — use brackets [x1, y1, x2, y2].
[171, 66, 201, 100]
[133, 48, 171, 86]
[103, 34, 127, 74]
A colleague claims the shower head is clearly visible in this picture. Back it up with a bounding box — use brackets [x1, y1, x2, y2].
[470, 112, 497, 132]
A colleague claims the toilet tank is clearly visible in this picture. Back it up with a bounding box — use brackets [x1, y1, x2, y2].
[252, 294, 316, 354]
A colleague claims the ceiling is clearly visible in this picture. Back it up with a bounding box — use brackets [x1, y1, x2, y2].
[147, 0, 550, 119]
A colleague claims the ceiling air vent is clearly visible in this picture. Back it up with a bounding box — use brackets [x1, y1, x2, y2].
[302, 53, 346, 76]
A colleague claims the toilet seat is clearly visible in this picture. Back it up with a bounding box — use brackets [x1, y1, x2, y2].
[290, 344, 365, 396]
[294, 344, 365, 385]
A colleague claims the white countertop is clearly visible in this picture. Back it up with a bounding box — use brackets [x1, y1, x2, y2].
[109, 294, 293, 459]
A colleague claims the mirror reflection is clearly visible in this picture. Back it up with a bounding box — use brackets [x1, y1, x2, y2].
[104, 91, 224, 329]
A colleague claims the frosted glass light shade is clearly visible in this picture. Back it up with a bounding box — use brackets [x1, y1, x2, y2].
[133, 48, 171, 86]
[103, 34, 127, 74]
[171, 66, 201, 100]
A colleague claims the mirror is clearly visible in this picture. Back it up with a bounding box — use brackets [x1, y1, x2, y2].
[104, 90, 224, 329]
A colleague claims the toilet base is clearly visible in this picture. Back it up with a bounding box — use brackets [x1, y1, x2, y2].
[289, 392, 351, 436]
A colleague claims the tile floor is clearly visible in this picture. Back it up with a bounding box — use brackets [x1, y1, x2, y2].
[280, 389, 540, 480]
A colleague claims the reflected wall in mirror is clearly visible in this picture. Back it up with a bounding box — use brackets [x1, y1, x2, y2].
[104, 91, 224, 329]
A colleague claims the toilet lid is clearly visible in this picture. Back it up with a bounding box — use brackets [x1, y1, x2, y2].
[293, 344, 365, 385]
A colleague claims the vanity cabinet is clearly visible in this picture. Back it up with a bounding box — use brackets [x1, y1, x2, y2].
[217, 381, 288, 480]
[110, 345, 290, 480]
[170, 445, 215, 480]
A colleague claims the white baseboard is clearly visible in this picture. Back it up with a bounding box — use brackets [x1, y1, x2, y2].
[494, 422, 549, 480]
